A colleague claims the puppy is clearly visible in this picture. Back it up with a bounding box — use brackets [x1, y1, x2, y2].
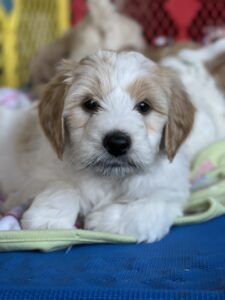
[3, 41, 225, 242]
[0, 50, 195, 242]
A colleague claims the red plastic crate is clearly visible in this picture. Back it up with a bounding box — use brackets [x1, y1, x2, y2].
[71, 0, 225, 44]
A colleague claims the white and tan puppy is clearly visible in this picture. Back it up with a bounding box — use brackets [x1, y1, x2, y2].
[0, 51, 194, 242]
[0, 45, 224, 242]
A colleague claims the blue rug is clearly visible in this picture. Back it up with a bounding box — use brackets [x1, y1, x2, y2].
[0, 216, 225, 300]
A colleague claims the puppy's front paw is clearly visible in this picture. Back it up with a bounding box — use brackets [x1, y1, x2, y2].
[85, 202, 181, 243]
[21, 185, 80, 230]
[85, 204, 123, 233]
[21, 206, 76, 230]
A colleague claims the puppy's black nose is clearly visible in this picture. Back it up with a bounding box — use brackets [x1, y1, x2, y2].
[103, 131, 131, 157]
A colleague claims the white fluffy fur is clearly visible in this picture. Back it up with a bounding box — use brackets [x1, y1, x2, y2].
[0, 43, 225, 242]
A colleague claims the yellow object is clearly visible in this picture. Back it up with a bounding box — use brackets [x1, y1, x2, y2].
[0, 0, 70, 87]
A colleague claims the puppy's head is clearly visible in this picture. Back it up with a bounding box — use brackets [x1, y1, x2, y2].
[39, 51, 195, 177]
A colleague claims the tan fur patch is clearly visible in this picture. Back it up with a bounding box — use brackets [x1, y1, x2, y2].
[161, 68, 196, 160]
[127, 75, 168, 115]
[39, 73, 69, 159]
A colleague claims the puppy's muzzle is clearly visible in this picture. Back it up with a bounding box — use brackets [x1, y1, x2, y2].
[103, 131, 131, 157]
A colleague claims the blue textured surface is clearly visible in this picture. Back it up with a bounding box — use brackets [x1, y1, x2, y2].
[0, 217, 225, 300]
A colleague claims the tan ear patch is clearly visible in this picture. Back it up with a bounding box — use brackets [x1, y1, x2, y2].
[160, 69, 195, 161]
[39, 73, 68, 159]
[39, 59, 77, 158]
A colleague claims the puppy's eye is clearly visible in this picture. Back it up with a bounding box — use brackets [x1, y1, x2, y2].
[135, 101, 151, 115]
[82, 98, 100, 113]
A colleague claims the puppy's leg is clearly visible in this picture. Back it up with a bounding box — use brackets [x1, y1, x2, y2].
[85, 191, 187, 243]
[21, 182, 80, 230]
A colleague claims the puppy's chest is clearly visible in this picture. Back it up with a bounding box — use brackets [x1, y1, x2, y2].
[75, 172, 158, 215]
[74, 175, 122, 213]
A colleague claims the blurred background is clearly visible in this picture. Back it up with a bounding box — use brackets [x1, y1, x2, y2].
[0, 0, 225, 101]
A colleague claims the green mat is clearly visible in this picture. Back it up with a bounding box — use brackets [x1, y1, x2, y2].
[176, 139, 225, 225]
[0, 229, 136, 251]
[1, 140, 225, 251]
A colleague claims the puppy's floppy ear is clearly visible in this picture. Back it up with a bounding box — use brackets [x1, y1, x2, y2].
[161, 70, 195, 161]
[39, 59, 76, 159]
